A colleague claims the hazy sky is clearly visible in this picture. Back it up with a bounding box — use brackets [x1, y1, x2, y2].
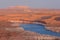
[0, 0, 60, 9]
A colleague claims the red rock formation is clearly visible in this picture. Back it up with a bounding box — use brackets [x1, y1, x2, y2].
[0, 6, 60, 34]
[0, 21, 60, 40]
[7, 6, 29, 9]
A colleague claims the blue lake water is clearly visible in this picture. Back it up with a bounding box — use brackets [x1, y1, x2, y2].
[20, 24, 60, 37]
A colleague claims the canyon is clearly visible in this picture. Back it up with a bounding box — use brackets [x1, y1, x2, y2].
[0, 6, 60, 40]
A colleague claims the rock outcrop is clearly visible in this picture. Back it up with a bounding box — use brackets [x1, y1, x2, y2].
[0, 21, 60, 40]
[0, 7, 60, 40]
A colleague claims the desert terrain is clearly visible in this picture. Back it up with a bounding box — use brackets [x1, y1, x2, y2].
[0, 6, 60, 40]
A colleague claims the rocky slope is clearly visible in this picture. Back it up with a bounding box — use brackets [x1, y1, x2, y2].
[0, 21, 60, 40]
[0, 6, 60, 38]
[0, 13, 60, 33]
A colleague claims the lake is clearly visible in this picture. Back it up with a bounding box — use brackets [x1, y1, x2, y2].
[20, 24, 60, 37]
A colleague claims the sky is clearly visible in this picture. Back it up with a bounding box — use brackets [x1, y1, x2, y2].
[0, 0, 60, 9]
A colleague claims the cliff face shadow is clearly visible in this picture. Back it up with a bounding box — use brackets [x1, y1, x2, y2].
[33, 20, 47, 24]
[54, 17, 60, 21]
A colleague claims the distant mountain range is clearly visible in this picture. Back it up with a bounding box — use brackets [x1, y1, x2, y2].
[0, 6, 60, 15]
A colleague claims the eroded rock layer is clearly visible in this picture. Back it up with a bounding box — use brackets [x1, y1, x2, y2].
[0, 21, 60, 40]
